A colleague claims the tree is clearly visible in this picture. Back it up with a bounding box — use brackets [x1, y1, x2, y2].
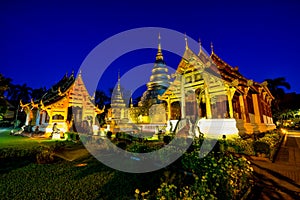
[94, 90, 109, 107]
[0, 74, 11, 119]
[265, 77, 292, 123]
[31, 87, 47, 100]
[264, 77, 291, 110]
[7, 83, 32, 107]
[94, 90, 109, 126]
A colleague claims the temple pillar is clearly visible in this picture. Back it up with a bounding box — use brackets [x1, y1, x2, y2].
[167, 97, 171, 120]
[227, 87, 236, 118]
[49, 112, 52, 124]
[204, 84, 212, 119]
[35, 109, 41, 125]
[252, 94, 261, 123]
[242, 88, 250, 123]
[25, 112, 30, 126]
[228, 96, 233, 118]
[181, 75, 186, 119]
[239, 95, 246, 122]
[41, 111, 46, 124]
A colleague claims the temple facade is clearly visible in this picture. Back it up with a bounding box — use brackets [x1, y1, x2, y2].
[159, 40, 276, 137]
[20, 72, 103, 136]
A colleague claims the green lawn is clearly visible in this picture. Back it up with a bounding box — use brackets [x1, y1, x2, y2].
[0, 128, 55, 149]
[0, 153, 163, 199]
[0, 128, 255, 199]
[0, 128, 164, 199]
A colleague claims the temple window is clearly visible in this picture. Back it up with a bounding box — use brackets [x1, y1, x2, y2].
[52, 114, 64, 120]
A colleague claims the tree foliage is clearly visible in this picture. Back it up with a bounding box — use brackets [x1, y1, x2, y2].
[0, 74, 12, 119]
[264, 77, 292, 121]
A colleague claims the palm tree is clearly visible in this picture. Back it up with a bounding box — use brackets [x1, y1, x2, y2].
[7, 83, 32, 107]
[264, 77, 291, 110]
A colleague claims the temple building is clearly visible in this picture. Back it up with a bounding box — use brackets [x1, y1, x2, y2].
[107, 73, 129, 125]
[138, 34, 170, 109]
[20, 72, 104, 136]
[159, 39, 276, 137]
[128, 34, 170, 124]
[20, 34, 276, 138]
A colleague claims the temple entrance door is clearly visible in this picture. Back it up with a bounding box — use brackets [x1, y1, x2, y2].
[196, 89, 206, 118]
[72, 106, 82, 131]
[171, 101, 181, 120]
[185, 90, 198, 124]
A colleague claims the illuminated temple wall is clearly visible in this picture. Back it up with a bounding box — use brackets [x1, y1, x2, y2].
[160, 43, 276, 137]
[21, 73, 98, 135]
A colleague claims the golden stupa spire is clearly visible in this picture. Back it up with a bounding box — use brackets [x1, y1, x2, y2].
[117, 69, 121, 91]
[158, 32, 161, 51]
[156, 33, 164, 61]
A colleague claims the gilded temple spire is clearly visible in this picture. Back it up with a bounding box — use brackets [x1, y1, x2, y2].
[155, 33, 164, 61]
[117, 69, 121, 91]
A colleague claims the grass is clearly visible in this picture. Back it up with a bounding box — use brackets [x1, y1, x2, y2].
[0, 128, 57, 149]
[0, 128, 164, 199]
[0, 154, 164, 199]
[0, 128, 255, 199]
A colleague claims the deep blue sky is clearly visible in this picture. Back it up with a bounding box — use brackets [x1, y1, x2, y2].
[1, 0, 300, 96]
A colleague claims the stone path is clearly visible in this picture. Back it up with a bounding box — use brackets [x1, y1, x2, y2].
[247, 130, 300, 200]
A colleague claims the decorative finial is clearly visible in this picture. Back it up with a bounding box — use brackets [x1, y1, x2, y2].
[198, 38, 202, 55]
[158, 32, 161, 50]
[210, 42, 214, 54]
[156, 33, 164, 61]
[184, 33, 188, 50]
[130, 94, 133, 108]
[79, 69, 82, 76]
[117, 70, 121, 91]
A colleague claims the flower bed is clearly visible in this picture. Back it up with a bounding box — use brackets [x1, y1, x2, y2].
[226, 129, 284, 160]
[134, 138, 254, 199]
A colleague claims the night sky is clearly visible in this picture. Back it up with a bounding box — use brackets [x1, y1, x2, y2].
[1, 0, 300, 97]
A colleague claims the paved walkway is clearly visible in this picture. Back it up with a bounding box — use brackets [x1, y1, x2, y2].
[247, 130, 300, 200]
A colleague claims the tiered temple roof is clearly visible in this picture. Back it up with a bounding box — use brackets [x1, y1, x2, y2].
[139, 34, 170, 106]
[111, 73, 126, 108]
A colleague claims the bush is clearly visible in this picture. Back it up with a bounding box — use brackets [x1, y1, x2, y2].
[253, 141, 270, 155]
[163, 135, 172, 144]
[155, 152, 254, 200]
[107, 131, 112, 139]
[116, 142, 127, 150]
[227, 138, 255, 156]
[36, 147, 55, 164]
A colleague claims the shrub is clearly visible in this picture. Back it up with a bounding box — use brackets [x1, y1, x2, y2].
[107, 131, 112, 139]
[253, 141, 270, 155]
[36, 147, 55, 164]
[116, 142, 127, 150]
[156, 152, 254, 200]
[163, 135, 172, 144]
[227, 138, 255, 156]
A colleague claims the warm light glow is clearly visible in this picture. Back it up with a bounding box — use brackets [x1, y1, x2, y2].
[75, 163, 88, 167]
